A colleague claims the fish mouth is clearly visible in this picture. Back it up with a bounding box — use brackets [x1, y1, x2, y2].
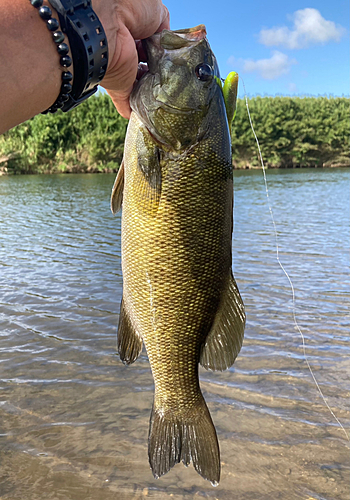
[156, 100, 202, 115]
[138, 25, 207, 77]
[160, 25, 207, 46]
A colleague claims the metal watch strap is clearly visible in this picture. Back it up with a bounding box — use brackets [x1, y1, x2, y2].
[48, 0, 108, 112]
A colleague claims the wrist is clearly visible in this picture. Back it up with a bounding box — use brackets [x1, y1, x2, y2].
[31, 0, 75, 113]
[91, 0, 118, 71]
[43, 0, 109, 112]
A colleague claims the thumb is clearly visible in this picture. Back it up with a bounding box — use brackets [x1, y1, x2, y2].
[106, 88, 133, 119]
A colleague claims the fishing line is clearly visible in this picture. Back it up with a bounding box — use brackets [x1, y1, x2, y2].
[239, 77, 349, 442]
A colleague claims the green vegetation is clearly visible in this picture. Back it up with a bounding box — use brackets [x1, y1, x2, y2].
[0, 93, 127, 174]
[231, 96, 349, 168]
[0, 94, 348, 174]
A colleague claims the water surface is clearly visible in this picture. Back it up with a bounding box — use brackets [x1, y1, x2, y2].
[0, 169, 349, 499]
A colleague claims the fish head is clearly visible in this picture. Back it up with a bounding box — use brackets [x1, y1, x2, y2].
[130, 25, 222, 150]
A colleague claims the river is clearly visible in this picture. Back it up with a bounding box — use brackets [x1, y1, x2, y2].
[0, 168, 349, 499]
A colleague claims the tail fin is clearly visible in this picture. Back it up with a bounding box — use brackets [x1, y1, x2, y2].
[148, 395, 220, 486]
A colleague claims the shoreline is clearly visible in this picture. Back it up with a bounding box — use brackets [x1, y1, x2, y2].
[1, 163, 349, 176]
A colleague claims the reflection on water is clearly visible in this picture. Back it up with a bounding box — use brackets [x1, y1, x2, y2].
[0, 169, 349, 500]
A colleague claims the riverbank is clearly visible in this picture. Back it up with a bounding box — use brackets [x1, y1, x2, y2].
[0, 157, 119, 175]
[1, 161, 348, 176]
[1, 94, 349, 174]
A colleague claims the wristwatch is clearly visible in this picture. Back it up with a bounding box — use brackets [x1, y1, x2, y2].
[48, 0, 108, 112]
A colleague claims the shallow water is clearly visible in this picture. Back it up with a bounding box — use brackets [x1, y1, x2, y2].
[0, 169, 349, 500]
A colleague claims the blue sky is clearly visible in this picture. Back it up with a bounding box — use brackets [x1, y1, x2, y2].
[164, 0, 349, 97]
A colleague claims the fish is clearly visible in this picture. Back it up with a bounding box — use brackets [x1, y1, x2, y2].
[111, 25, 246, 486]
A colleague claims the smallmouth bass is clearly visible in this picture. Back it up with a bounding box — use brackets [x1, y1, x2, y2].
[111, 25, 245, 485]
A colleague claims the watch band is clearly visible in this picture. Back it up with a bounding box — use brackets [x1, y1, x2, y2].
[48, 0, 108, 112]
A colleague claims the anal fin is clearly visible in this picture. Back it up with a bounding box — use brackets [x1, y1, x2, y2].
[200, 272, 246, 371]
[117, 298, 142, 364]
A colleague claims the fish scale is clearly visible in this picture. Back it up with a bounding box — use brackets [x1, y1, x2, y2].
[111, 25, 245, 485]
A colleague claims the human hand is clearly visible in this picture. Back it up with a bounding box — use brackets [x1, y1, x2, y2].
[93, 0, 170, 118]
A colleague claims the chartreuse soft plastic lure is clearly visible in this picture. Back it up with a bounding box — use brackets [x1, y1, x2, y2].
[222, 71, 239, 134]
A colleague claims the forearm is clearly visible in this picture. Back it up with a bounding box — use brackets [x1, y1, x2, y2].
[0, 0, 63, 134]
[0, 0, 170, 133]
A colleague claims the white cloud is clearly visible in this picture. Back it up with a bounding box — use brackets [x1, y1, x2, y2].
[259, 8, 345, 49]
[242, 51, 296, 80]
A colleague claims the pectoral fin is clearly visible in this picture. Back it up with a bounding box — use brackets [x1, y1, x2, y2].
[111, 160, 124, 214]
[117, 298, 143, 364]
[135, 127, 162, 213]
[200, 272, 245, 371]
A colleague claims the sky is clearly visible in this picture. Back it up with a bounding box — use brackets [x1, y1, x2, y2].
[164, 0, 349, 97]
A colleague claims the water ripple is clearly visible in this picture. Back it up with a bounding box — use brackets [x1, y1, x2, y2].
[0, 170, 349, 499]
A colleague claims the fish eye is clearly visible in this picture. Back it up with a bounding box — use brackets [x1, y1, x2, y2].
[195, 63, 213, 81]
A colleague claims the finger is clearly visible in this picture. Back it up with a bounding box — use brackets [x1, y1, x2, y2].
[122, 2, 170, 40]
[107, 89, 132, 119]
[102, 27, 138, 93]
[157, 4, 170, 32]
